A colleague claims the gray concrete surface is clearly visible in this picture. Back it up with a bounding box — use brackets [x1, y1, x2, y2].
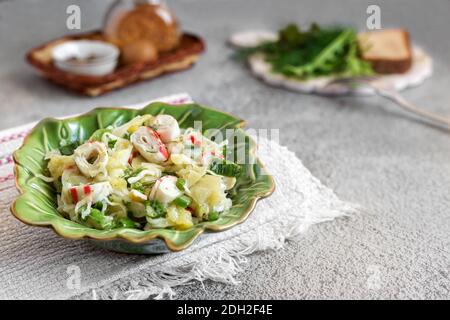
[1, 0, 450, 299]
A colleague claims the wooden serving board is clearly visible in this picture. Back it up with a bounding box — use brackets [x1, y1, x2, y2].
[26, 31, 205, 97]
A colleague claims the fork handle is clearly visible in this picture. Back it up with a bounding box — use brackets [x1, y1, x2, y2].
[372, 87, 450, 128]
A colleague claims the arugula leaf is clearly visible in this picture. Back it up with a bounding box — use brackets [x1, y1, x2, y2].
[282, 28, 355, 77]
[236, 23, 374, 80]
[279, 24, 308, 46]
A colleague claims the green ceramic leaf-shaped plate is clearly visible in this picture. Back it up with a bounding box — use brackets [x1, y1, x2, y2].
[11, 102, 275, 254]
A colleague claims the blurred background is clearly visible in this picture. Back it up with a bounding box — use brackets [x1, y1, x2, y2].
[1, 0, 449, 132]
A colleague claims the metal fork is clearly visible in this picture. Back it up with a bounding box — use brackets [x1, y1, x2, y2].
[330, 78, 450, 128]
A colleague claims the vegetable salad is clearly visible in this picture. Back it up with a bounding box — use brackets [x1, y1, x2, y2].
[45, 114, 241, 231]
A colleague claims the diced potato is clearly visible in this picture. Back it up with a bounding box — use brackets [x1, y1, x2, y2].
[192, 203, 209, 219]
[129, 189, 147, 202]
[190, 175, 226, 209]
[107, 202, 128, 218]
[47, 155, 75, 180]
[209, 190, 225, 207]
[167, 205, 193, 230]
[176, 166, 206, 187]
[128, 202, 146, 218]
[107, 147, 132, 177]
[109, 177, 127, 192]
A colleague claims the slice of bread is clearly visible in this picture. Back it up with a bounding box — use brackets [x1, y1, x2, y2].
[357, 29, 412, 74]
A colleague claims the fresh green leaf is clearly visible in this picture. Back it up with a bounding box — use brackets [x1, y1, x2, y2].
[130, 181, 145, 193]
[86, 208, 113, 230]
[145, 200, 166, 218]
[114, 217, 138, 229]
[236, 23, 374, 80]
[210, 160, 242, 177]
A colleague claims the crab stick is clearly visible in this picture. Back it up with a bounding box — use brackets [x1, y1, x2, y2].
[150, 115, 180, 143]
[130, 127, 169, 163]
[69, 181, 112, 204]
[74, 141, 108, 178]
[149, 176, 182, 204]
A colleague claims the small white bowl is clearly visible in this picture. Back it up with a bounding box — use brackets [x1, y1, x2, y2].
[52, 40, 119, 76]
